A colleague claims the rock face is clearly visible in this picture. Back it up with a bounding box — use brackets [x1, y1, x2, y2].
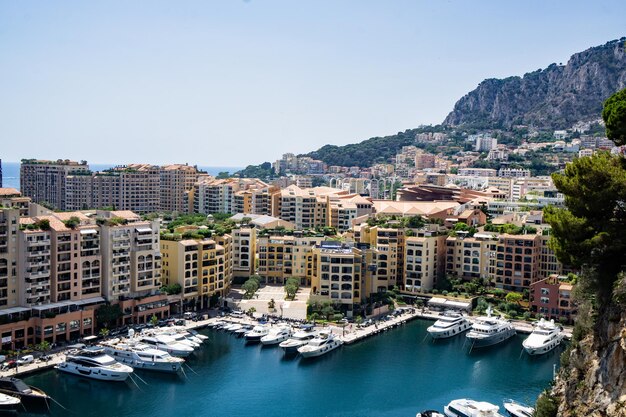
[552, 302, 626, 416]
[444, 38, 626, 129]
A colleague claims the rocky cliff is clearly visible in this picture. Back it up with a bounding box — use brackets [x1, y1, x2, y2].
[444, 38, 626, 129]
[550, 279, 626, 417]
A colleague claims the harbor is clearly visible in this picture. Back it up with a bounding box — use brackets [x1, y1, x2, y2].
[1, 307, 571, 380]
[18, 316, 561, 417]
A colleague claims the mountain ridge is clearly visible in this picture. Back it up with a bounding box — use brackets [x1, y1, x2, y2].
[443, 38, 626, 129]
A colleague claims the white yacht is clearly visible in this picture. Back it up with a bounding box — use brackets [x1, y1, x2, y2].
[101, 339, 185, 373]
[0, 392, 21, 413]
[297, 331, 343, 358]
[234, 325, 253, 337]
[444, 399, 505, 417]
[279, 329, 318, 354]
[137, 334, 194, 357]
[466, 307, 516, 349]
[416, 410, 445, 417]
[188, 329, 209, 342]
[148, 329, 201, 349]
[427, 311, 472, 339]
[226, 323, 243, 333]
[56, 347, 134, 382]
[244, 325, 269, 342]
[522, 318, 565, 355]
[503, 400, 534, 417]
[261, 326, 292, 345]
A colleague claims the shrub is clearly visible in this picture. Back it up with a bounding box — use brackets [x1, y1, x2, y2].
[534, 390, 558, 417]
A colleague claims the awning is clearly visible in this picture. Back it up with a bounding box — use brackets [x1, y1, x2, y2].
[0, 307, 30, 316]
[135, 227, 153, 233]
[80, 228, 98, 235]
[75, 296, 105, 306]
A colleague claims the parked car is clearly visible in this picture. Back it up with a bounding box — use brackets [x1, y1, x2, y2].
[16, 355, 34, 365]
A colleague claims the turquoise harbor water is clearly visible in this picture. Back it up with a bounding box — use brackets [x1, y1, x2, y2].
[23, 319, 560, 417]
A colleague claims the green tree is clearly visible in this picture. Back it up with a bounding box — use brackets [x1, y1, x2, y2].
[602, 87, 626, 146]
[534, 390, 558, 417]
[149, 314, 158, 326]
[321, 305, 335, 320]
[285, 277, 299, 300]
[544, 152, 626, 300]
[99, 328, 110, 337]
[95, 304, 123, 329]
[268, 298, 276, 311]
[242, 278, 260, 299]
[505, 292, 523, 305]
[161, 283, 182, 295]
[37, 341, 51, 363]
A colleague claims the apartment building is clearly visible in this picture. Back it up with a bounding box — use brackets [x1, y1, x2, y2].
[530, 275, 575, 323]
[160, 164, 202, 213]
[231, 228, 256, 280]
[309, 242, 365, 309]
[97, 210, 166, 325]
[270, 185, 343, 230]
[161, 237, 230, 310]
[404, 231, 446, 292]
[490, 234, 543, 292]
[20, 159, 90, 210]
[353, 225, 404, 293]
[192, 177, 271, 215]
[326, 194, 373, 233]
[445, 233, 495, 281]
[256, 234, 324, 285]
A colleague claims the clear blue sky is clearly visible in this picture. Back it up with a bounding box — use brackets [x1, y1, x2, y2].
[1, 1, 624, 167]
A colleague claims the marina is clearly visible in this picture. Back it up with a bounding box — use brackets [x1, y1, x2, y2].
[9, 314, 563, 416]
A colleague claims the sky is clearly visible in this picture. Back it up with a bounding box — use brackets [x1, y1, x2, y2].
[1, 1, 625, 167]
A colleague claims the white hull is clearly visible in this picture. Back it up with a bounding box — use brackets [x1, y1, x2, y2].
[298, 339, 343, 358]
[427, 321, 471, 339]
[55, 363, 131, 381]
[261, 334, 290, 345]
[523, 336, 563, 355]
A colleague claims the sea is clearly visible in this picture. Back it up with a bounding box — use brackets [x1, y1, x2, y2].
[0, 162, 243, 191]
[23, 320, 560, 417]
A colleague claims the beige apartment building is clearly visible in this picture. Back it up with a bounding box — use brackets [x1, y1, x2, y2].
[404, 231, 446, 292]
[231, 227, 256, 280]
[256, 234, 324, 285]
[353, 225, 404, 293]
[160, 164, 202, 213]
[445, 233, 496, 281]
[309, 243, 365, 309]
[161, 237, 230, 310]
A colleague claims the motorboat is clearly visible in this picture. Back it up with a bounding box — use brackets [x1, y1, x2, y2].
[221, 323, 238, 331]
[188, 329, 209, 341]
[260, 326, 292, 345]
[55, 347, 134, 382]
[522, 318, 565, 355]
[152, 329, 201, 348]
[136, 334, 194, 357]
[426, 311, 472, 339]
[101, 340, 185, 374]
[0, 392, 20, 413]
[297, 331, 343, 358]
[234, 324, 253, 337]
[279, 329, 318, 354]
[244, 325, 269, 342]
[226, 324, 243, 333]
[503, 400, 534, 417]
[416, 410, 445, 417]
[444, 399, 505, 417]
[466, 306, 516, 349]
[0, 377, 50, 411]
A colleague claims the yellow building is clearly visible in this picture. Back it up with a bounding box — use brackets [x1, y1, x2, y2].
[353, 225, 404, 293]
[256, 234, 324, 285]
[309, 243, 365, 310]
[404, 231, 446, 292]
[445, 233, 496, 281]
[161, 237, 231, 310]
